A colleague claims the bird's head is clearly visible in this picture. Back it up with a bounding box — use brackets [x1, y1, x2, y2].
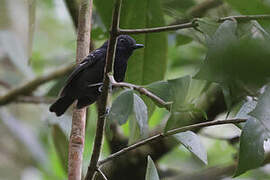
[116, 35, 144, 51]
[101, 35, 144, 52]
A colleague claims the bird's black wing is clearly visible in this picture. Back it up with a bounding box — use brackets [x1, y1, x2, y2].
[60, 49, 105, 97]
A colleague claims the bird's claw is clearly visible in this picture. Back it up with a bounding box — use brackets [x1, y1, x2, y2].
[100, 107, 110, 118]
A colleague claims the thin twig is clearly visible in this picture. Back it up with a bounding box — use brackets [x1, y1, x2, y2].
[0, 80, 11, 89]
[218, 14, 270, 22]
[97, 168, 108, 180]
[108, 75, 172, 110]
[98, 118, 246, 166]
[119, 14, 270, 35]
[118, 21, 198, 35]
[15, 96, 55, 104]
[68, 0, 93, 180]
[85, 0, 122, 179]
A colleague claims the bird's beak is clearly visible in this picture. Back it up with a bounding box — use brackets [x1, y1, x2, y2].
[133, 44, 144, 49]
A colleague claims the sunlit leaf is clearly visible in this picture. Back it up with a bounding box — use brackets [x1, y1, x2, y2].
[235, 100, 257, 119]
[234, 118, 265, 176]
[145, 156, 160, 180]
[174, 131, 208, 164]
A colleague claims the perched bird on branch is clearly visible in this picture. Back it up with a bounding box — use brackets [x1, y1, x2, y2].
[49, 35, 144, 116]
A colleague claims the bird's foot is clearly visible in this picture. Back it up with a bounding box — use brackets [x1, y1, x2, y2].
[100, 107, 110, 118]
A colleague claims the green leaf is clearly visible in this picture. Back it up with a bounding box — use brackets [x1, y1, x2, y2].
[108, 90, 134, 125]
[174, 131, 208, 164]
[234, 118, 265, 177]
[176, 33, 193, 46]
[145, 81, 172, 103]
[235, 100, 257, 119]
[165, 77, 207, 131]
[225, 0, 270, 14]
[52, 125, 69, 173]
[195, 20, 270, 96]
[133, 93, 149, 137]
[145, 156, 160, 180]
[197, 18, 219, 39]
[128, 115, 141, 144]
[94, 0, 113, 30]
[250, 86, 270, 133]
[168, 75, 191, 110]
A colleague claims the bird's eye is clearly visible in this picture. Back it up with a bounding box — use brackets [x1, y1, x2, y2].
[119, 39, 125, 43]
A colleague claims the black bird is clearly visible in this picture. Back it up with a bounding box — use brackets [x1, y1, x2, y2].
[49, 35, 144, 116]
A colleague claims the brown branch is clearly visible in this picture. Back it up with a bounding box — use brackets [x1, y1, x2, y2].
[108, 75, 172, 110]
[98, 118, 246, 166]
[0, 64, 75, 106]
[97, 168, 108, 180]
[119, 14, 270, 35]
[68, 0, 93, 180]
[218, 14, 270, 22]
[118, 21, 198, 35]
[15, 96, 55, 104]
[85, 0, 122, 179]
[0, 80, 11, 89]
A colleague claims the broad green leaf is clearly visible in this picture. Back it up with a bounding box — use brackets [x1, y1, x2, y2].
[195, 20, 270, 97]
[250, 86, 270, 133]
[174, 131, 208, 164]
[164, 76, 191, 130]
[165, 76, 207, 131]
[52, 125, 68, 173]
[133, 93, 149, 137]
[168, 75, 191, 110]
[145, 81, 172, 103]
[108, 90, 134, 125]
[196, 18, 219, 39]
[94, 0, 113, 30]
[234, 118, 265, 177]
[145, 156, 160, 180]
[235, 100, 257, 119]
[225, 0, 270, 14]
[128, 115, 141, 144]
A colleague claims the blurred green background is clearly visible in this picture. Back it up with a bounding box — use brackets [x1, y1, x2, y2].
[1, 0, 270, 179]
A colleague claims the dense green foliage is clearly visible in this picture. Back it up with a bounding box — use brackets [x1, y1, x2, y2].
[1, 0, 270, 179]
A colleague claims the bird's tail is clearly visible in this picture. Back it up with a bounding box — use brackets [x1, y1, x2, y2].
[49, 96, 74, 116]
